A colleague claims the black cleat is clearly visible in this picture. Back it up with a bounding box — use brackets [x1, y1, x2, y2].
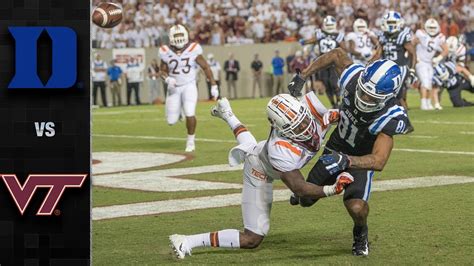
[352, 235, 369, 256]
[289, 194, 299, 206]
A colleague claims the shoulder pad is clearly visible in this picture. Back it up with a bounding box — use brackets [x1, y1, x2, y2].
[337, 64, 364, 91]
[368, 105, 408, 136]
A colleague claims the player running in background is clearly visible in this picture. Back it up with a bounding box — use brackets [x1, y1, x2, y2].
[288, 48, 409, 256]
[345, 19, 379, 66]
[413, 18, 448, 110]
[375, 11, 417, 111]
[160, 24, 219, 152]
[300, 15, 346, 108]
[169, 94, 353, 259]
[433, 62, 474, 107]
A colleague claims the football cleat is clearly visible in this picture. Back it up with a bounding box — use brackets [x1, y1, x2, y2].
[211, 97, 234, 120]
[335, 172, 354, 194]
[185, 141, 195, 153]
[169, 234, 192, 259]
[434, 103, 443, 110]
[352, 233, 369, 256]
[289, 194, 300, 206]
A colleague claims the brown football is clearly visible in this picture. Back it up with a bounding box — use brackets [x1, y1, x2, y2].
[92, 2, 123, 28]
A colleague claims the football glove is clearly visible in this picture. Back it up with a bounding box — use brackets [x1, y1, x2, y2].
[210, 84, 219, 100]
[288, 72, 306, 97]
[165, 76, 177, 88]
[319, 151, 351, 175]
[323, 109, 340, 126]
[298, 38, 306, 46]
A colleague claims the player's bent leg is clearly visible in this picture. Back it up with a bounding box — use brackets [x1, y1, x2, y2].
[165, 90, 182, 125]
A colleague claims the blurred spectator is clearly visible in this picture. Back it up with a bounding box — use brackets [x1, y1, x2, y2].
[224, 53, 240, 99]
[107, 59, 123, 107]
[206, 54, 222, 100]
[125, 58, 144, 106]
[272, 50, 285, 94]
[92, 53, 108, 107]
[289, 50, 308, 74]
[148, 59, 162, 104]
[251, 53, 264, 98]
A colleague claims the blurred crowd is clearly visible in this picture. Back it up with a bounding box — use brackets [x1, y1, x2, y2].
[92, 0, 474, 49]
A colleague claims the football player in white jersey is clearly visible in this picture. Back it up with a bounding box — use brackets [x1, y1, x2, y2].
[413, 18, 448, 110]
[160, 24, 219, 152]
[169, 94, 354, 259]
[345, 19, 379, 65]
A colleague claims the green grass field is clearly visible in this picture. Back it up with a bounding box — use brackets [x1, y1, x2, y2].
[92, 91, 474, 265]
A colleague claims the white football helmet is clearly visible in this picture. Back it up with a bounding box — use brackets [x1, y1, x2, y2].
[446, 36, 459, 54]
[322, 16, 337, 34]
[434, 64, 449, 82]
[424, 18, 440, 37]
[353, 18, 368, 33]
[267, 94, 316, 142]
[382, 11, 402, 34]
[169, 24, 189, 49]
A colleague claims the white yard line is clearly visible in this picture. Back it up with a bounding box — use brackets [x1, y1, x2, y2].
[392, 148, 474, 156]
[406, 135, 438, 139]
[92, 175, 474, 220]
[460, 131, 474, 135]
[411, 120, 474, 126]
[94, 134, 473, 155]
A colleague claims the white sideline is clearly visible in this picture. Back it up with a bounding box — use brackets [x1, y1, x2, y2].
[411, 120, 474, 126]
[92, 175, 474, 221]
[94, 134, 474, 155]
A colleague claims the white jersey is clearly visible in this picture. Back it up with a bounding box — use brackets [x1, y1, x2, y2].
[415, 30, 446, 64]
[229, 92, 330, 182]
[346, 31, 375, 63]
[447, 43, 466, 67]
[159, 42, 203, 87]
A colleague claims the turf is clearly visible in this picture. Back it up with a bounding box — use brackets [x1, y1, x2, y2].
[92, 91, 474, 264]
[93, 184, 474, 265]
[93, 92, 474, 205]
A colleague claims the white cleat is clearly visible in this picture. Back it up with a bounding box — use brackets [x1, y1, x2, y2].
[185, 141, 195, 153]
[434, 103, 443, 110]
[426, 102, 435, 110]
[211, 97, 234, 120]
[169, 234, 192, 259]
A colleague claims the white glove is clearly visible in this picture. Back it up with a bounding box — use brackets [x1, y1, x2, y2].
[432, 55, 443, 65]
[469, 75, 474, 87]
[165, 76, 177, 88]
[210, 84, 219, 99]
[322, 109, 340, 126]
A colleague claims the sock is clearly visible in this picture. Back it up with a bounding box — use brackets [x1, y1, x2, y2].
[226, 115, 241, 130]
[185, 233, 211, 249]
[187, 134, 195, 143]
[185, 230, 240, 249]
[353, 224, 368, 238]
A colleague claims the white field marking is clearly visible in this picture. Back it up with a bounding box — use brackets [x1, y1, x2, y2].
[460, 131, 474, 135]
[94, 134, 474, 155]
[93, 164, 243, 192]
[393, 148, 474, 156]
[92, 175, 474, 220]
[412, 120, 474, 126]
[406, 135, 438, 139]
[94, 134, 236, 143]
[93, 152, 185, 175]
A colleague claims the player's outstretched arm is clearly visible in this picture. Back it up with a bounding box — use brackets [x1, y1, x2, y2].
[159, 60, 169, 80]
[301, 47, 353, 79]
[280, 169, 331, 199]
[319, 132, 393, 173]
[404, 42, 417, 69]
[348, 132, 393, 171]
[196, 55, 219, 99]
[288, 48, 352, 97]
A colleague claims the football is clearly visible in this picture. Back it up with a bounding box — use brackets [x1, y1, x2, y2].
[92, 2, 123, 28]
